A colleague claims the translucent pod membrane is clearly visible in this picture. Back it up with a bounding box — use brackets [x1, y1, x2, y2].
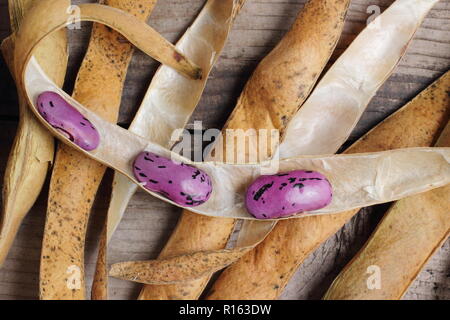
[19, 1, 449, 222]
[106, 0, 243, 241]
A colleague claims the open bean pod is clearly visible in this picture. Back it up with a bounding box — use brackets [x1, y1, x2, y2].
[15, 0, 450, 222]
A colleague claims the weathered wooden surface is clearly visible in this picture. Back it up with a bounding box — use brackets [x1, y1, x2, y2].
[0, 0, 449, 300]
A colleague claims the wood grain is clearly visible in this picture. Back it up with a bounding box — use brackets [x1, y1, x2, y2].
[0, 0, 449, 299]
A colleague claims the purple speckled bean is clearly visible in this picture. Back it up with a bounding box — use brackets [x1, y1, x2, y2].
[36, 91, 100, 151]
[133, 151, 212, 207]
[245, 170, 332, 219]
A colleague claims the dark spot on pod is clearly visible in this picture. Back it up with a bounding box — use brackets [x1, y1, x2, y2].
[149, 179, 158, 184]
[293, 183, 304, 189]
[173, 51, 185, 62]
[158, 166, 166, 168]
[139, 173, 147, 178]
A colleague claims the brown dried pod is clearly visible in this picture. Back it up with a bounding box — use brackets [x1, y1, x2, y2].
[207, 70, 450, 299]
[0, 0, 68, 266]
[324, 121, 450, 300]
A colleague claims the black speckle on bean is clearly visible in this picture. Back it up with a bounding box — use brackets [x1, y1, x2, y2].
[253, 182, 274, 201]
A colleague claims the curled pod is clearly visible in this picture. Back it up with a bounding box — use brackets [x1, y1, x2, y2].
[246, 170, 332, 219]
[133, 151, 212, 207]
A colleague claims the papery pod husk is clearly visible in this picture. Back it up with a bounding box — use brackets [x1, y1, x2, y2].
[110, 247, 252, 285]
[19, 0, 450, 222]
[14, 0, 450, 289]
[106, 0, 246, 244]
[39, 0, 160, 300]
[14, 0, 201, 83]
[110, 70, 450, 290]
[138, 0, 351, 299]
[207, 71, 450, 299]
[94, 0, 246, 300]
[230, 0, 443, 258]
[131, 0, 443, 295]
[323, 121, 450, 300]
[0, 0, 68, 266]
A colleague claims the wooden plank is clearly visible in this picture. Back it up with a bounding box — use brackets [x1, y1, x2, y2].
[0, 0, 449, 300]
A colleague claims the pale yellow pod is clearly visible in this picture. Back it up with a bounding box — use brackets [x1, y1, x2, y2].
[323, 122, 450, 300]
[94, 0, 246, 300]
[18, 0, 448, 228]
[39, 0, 159, 300]
[106, 0, 246, 244]
[13, 0, 449, 288]
[139, 0, 351, 299]
[207, 71, 450, 300]
[0, 0, 68, 267]
[118, 0, 444, 290]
